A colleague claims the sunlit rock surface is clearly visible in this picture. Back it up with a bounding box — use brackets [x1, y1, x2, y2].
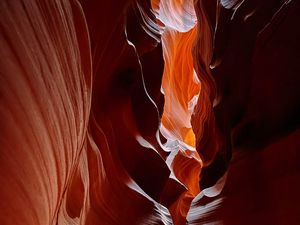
[0, 0, 299, 225]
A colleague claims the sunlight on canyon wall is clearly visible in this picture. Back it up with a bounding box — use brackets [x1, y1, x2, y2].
[1, 0, 300, 225]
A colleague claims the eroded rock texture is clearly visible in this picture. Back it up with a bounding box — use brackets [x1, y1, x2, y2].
[0, 0, 299, 225]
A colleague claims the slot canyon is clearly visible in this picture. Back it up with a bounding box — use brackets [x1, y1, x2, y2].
[0, 0, 300, 224]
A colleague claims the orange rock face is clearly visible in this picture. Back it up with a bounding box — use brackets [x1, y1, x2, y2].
[0, 0, 299, 225]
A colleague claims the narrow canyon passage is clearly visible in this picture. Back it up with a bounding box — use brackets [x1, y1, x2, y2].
[0, 0, 299, 224]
